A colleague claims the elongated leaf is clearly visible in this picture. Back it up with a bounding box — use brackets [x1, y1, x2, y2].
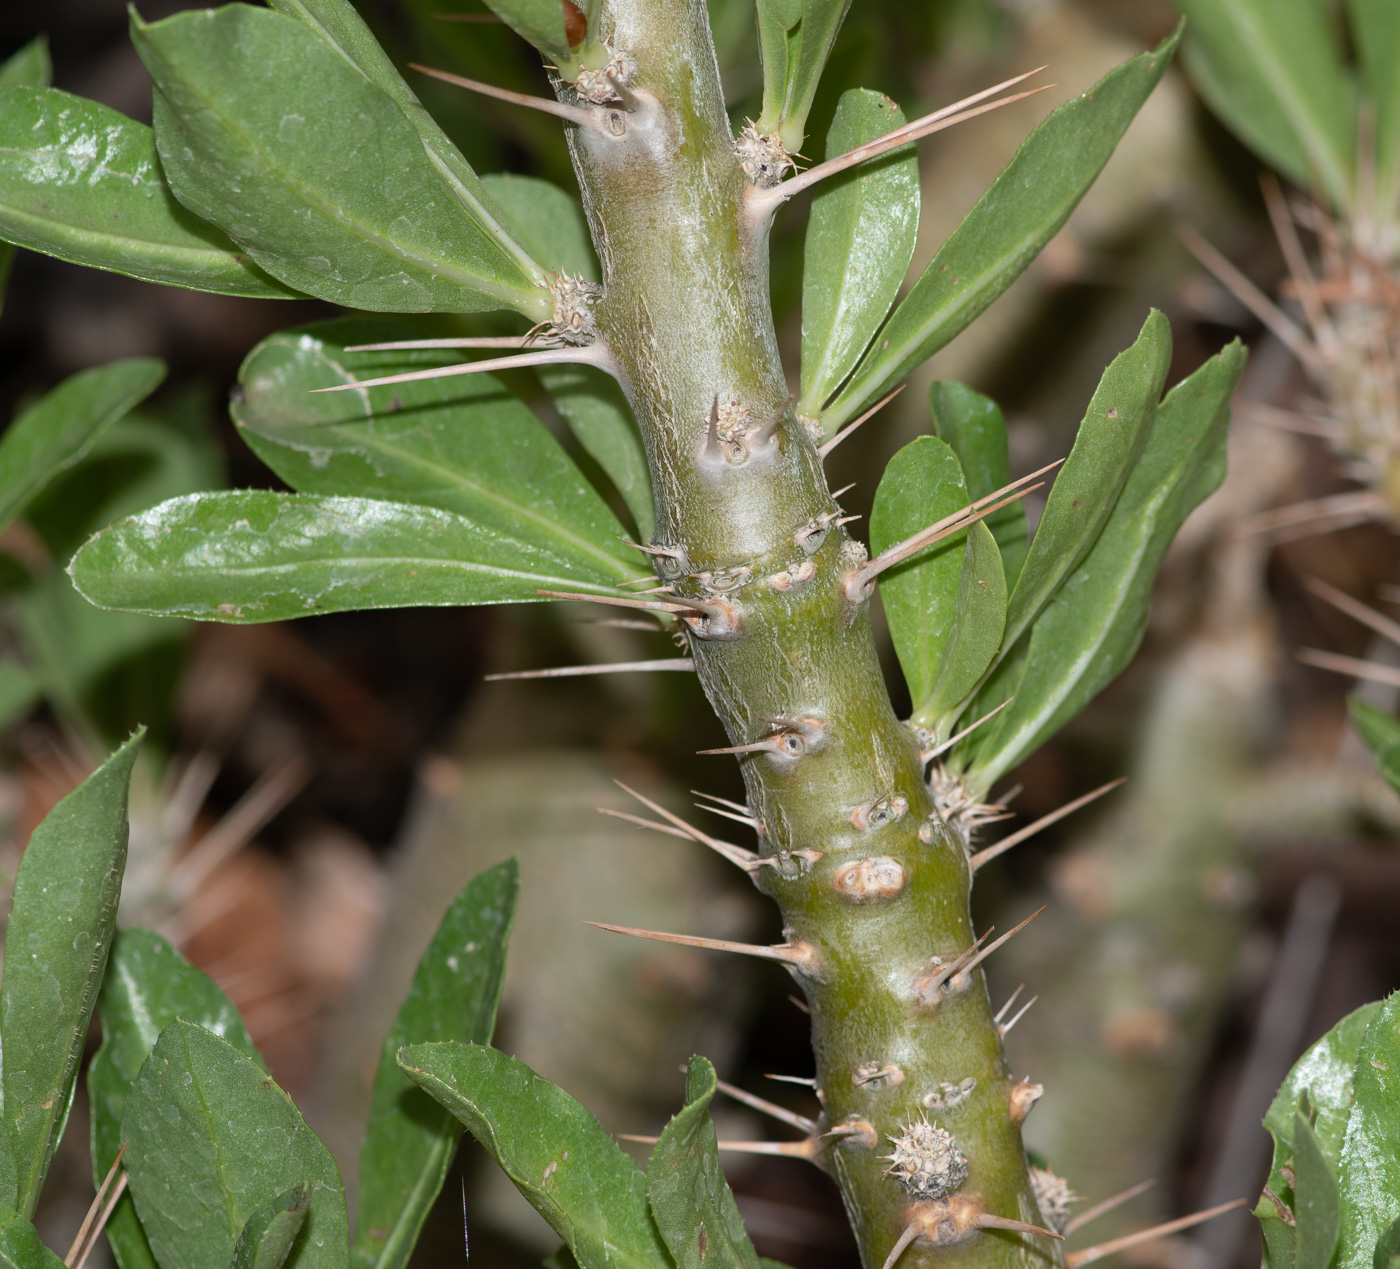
[0, 87, 298, 298]
[123, 1022, 347, 1269]
[1001, 310, 1171, 655]
[0, 39, 50, 89]
[398, 1042, 671, 1269]
[0, 358, 165, 534]
[821, 29, 1179, 433]
[648, 1056, 759, 1269]
[965, 335, 1241, 789]
[1349, 0, 1400, 207]
[131, 5, 551, 318]
[233, 1187, 310, 1269]
[0, 1207, 65, 1269]
[481, 174, 598, 282]
[1294, 1113, 1341, 1269]
[1338, 995, 1400, 1269]
[69, 491, 628, 623]
[231, 321, 635, 582]
[480, 0, 573, 65]
[539, 366, 654, 540]
[1174, 0, 1354, 212]
[928, 382, 1027, 589]
[0, 732, 141, 1216]
[869, 436, 972, 711]
[89, 929, 260, 1269]
[914, 520, 1006, 734]
[1348, 696, 1400, 798]
[353, 862, 518, 1269]
[798, 90, 918, 417]
[755, 0, 854, 150]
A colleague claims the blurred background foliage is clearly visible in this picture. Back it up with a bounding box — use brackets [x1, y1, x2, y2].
[0, 1, 1398, 1268]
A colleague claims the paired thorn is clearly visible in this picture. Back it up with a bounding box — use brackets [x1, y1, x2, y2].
[694, 801, 760, 829]
[693, 789, 757, 816]
[1062, 1179, 1157, 1238]
[918, 908, 1046, 1004]
[749, 68, 1052, 224]
[1303, 576, 1400, 648]
[310, 345, 614, 394]
[1236, 490, 1387, 542]
[607, 781, 758, 870]
[1298, 648, 1400, 688]
[993, 984, 1025, 1026]
[1063, 1199, 1248, 1269]
[997, 993, 1038, 1039]
[410, 63, 600, 129]
[920, 698, 1014, 764]
[586, 921, 820, 973]
[485, 658, 695, 681]
[344, 335, 559, 352]
[65, 1145, 128, 1269]
[711, 1075, 817, 1134]
[969, 778, 1126, 872]
[883, 1198, 1063, 1269]
[845, 463, 1058, 602]
[818, 385, 905, 458]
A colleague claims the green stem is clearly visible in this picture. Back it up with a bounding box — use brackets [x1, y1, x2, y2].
[564, 4, 1059, 1268]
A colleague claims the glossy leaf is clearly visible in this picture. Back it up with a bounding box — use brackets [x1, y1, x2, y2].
[1348, 696, 1400, 798]
[0, 38, 50, 88]
[928, 381, 1027, 590]
[0, 87, 298, 298]
[480, 0, 573, 66]
[869, 436, 971, 712]
[1174, 0, 1354, 212]
[539, 365, 654, 541]
[1339, 995, 1400, 1269]
[0, 358, 165, 534]
[0, 732, 142, 1217]
[1293, 1113, 1341, 1269]
[798, 89, 918, 418]
[821, 29, 1179, 433]
[0, 1207, 66, 1269]
[231, 321, 635, 582]
[89, 929, 260, 1269]
[1000, 310, 1171, 656]
[398, 1042, 671, 1269]
[131, 5, 551, 318]
[353, 861, 518, 1269]
[122, 1022, 347, 1269]
[1349, 0, 1400, 207]
[69, 491, 629, 623]
[648, 1056, 759, 1269]
[232, 1187, 310, 1269]
[481, 173, 598, 282]
[755, 0, 854, 150]
[965, 334, 1241, 788]
[913, 520, 1006, 734]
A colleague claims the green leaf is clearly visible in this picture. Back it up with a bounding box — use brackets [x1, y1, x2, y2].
[0, 87, 298, 298]
[1338, 995, 1400, 1269]
[647, 1056, 759, 1269]
[1294, 1113, 1342, 1269]
[1001, 310, 1171, 656]
[539, 366, 654, 541]
[398, 1042, 671, 1269]
[0, 38, 50, 89]
[122, 1022, 347, 1269]
[481, 174, 599, 282]
[232, 1187, 310, 1269]
[89, 929, 260, 1269]
[1349, 0, 1400, 208]
[755, 0, 854, 151]
[1374, 1217, 1400, 1269]
[231, 320, 636, 582]
[821, 28, 1180, 433]
[0, 358, 165, 534]
[480, 0, 573, 67]
[798, 89, 918, 418]
[353, 862, 518, 1269]
[1347, 696, 1400, 797]
[928, 381, 1027, 590]
[869, 436, 972, 711]
[964, 334, 1242, 789]
[68, 491, 629, 623]
[0, 664, 38, 731]
[914, 520, 1006, 734]
[0, 732, 142, 1217]
[1174, 0, 1354, 212]
[131, 5, 551, 319]
[0, 1207, 66, 1269]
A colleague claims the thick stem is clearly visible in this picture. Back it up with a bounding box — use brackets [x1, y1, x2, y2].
[564, 5, 1056, 1267]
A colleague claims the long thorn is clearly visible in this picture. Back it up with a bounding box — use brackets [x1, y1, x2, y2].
[619, 1133, 821, 1161]
[1259, 171, 1331, 345]
[70, 1173, 129, 1269]
[1236, 491, 1386, 541]
[765, 1073, 817, 1087]
[485, 658, 695, 681]
[613, 780, 757, 865]
[975, 1213, 1063, 1241]
[818, 386, 906, 458]
[534, 590, 697, 615]
[712, 1077, 817, 1134]
[311, 346, 611, 394]
[66, 1145, 126, 1269]
[993, 984, 1025, 1025]
[1298, 648, 1400, 688]
[597, 806, 697, 843]
[1064, 1199, 1248, 1268]
[998, 993, 1038, 1038]
[597, 807, 758, 871]
[344, 336, 559, 352]
[410, 63, 599, 127]
[1304, 576, 1400, 649]
[694, 801, 759, 828]
[923, 908, 1045, 998]
[922, 697, 1014, 762]
[881, 1221, 922, 1269]
[693, 790, 753, 816]
[970, 778, 1126, 871]
[1063, 1179, 1157, 1238]
[586, 921, 816, 970]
